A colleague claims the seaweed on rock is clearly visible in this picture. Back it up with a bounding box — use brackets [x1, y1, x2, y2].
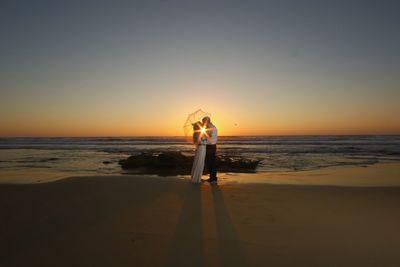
[118, 151, 260, 175]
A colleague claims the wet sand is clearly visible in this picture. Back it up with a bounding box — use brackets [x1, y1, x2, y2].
[1, 175, 400, 266]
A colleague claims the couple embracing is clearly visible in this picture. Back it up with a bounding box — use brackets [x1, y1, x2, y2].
[191, 116, 218, 184]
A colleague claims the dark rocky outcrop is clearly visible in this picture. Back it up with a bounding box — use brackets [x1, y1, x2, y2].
[118, 151, 260, 175]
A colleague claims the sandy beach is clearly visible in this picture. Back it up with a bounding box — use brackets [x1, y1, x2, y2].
[1, 167, 400, 267]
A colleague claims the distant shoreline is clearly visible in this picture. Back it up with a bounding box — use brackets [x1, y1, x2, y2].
[1, 134, 400, 138]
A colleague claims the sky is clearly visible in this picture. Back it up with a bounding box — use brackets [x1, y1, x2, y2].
[1, 0, 399, 136]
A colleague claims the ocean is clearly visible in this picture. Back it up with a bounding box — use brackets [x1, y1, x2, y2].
[0, 135, 399, 183]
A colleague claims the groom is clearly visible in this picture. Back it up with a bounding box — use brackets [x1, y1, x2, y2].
[202, 116, 218, 183]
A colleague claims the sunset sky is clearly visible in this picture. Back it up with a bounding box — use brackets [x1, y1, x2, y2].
[1, 0, 399, 136]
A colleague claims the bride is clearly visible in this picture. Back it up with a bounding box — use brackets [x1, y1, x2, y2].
[191, 121, 207, 183]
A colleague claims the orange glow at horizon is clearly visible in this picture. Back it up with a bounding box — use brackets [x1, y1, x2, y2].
[1, 106, 399, 137]
[1, 82, 399, 137]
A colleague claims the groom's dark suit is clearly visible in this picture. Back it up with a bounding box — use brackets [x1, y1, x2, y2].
[205, 122, 218, 181]
[205, 144, 217, 180]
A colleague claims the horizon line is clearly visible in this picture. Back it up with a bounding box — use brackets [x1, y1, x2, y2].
[1, 133, 399, 138]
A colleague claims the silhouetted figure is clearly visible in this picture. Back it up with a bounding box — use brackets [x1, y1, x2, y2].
[202, 116, 218, 183]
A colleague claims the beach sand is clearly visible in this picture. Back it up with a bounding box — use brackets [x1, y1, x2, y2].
[1, 170, 400, 266]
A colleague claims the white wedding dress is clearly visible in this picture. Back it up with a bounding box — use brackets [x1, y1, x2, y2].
[191, 143, 206, 183]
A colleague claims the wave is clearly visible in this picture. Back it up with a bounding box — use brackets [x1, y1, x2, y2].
[1, 136, 400, 177]
[1, 136, 399, 156]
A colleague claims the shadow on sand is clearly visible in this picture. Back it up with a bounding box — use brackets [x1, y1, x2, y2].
[167, 183, 246, 266]
[166, 184, 204, 266]
[212, 185, 246, 266]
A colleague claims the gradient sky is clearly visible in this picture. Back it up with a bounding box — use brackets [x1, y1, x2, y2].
[1, 0, 399, 136]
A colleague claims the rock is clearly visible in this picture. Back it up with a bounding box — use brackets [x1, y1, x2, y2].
[118, 151, 260, 175]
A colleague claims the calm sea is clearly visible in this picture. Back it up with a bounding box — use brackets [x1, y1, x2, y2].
[0, 136, 399, 183]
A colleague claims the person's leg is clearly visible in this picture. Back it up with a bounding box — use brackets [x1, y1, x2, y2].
[205, 145, 211, 177]
[207, 145, 217, 180]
